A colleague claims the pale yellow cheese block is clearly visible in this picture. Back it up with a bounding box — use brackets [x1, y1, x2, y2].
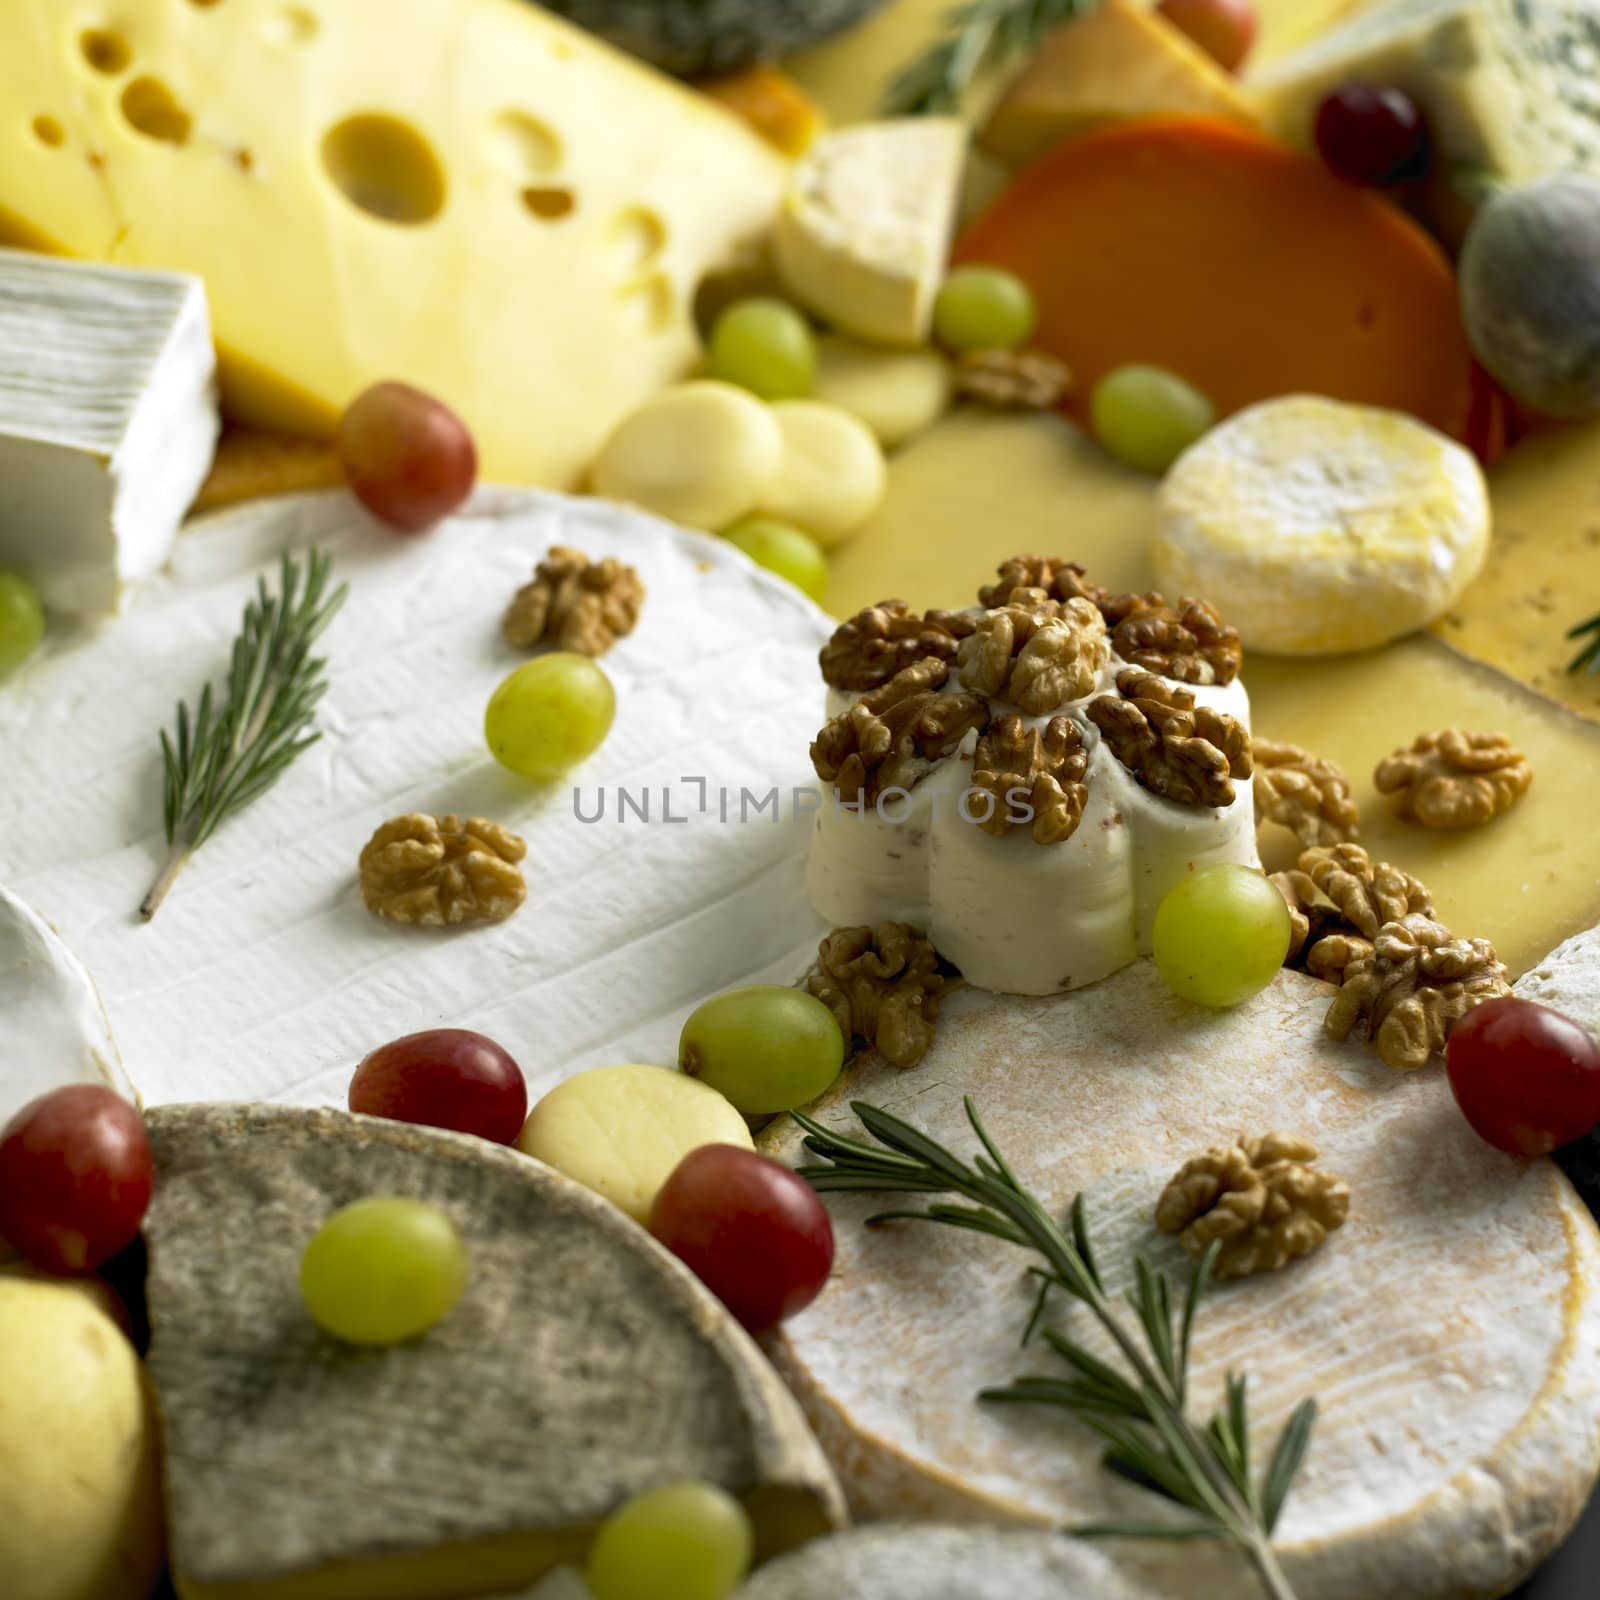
[762, 967, 1600, 1599]
[0, 0, 784, 487]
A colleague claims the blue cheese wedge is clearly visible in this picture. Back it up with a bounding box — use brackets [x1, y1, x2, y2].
[144, 1104, 844, 1600]
[1248, 0, 1600, 186]
[0, 249, 218, 616]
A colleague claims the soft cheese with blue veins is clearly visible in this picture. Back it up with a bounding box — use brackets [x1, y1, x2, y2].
[806, 559, 1258, 998]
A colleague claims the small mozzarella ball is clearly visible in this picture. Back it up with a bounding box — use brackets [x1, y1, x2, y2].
[756, 400, 888, 547]
[810, 336, 952, 449]
[516, 1064, 753, 1223]
[592, 381, 783, 531]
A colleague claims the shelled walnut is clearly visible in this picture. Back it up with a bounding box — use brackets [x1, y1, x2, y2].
[1300, 842, 1432, 942]
[819, 600, 976, 692]
[971, 715, 1089, 844]
[811, 659, 989, 806]
[978, 554, 1105, 610]
[1253, 740, 1361, 849]
[502, 546, 644, 657]
[805, 923, 958, 1069]
[1374, 729, 1533, 829]
[359, 813, 527, 927]
[957, 592, 1109, 713]
[1100, 592, 1241, 687]
[1086, 669, 1252, 807]
[1155, 1132, 1349, 1281]
[954, 348, 1072, 411]
[1324, 913, 1510, 1070]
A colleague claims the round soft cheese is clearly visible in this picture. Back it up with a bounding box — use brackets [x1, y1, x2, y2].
[762, 968, 1600, 1600]
[1153, 396, 1491, 656]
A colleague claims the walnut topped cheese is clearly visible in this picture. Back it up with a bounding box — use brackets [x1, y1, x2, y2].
[805, 556, 1261, 997]
[359, 813, 527, 927]
[1374, 729, 1533, 829]
[502, 546, 644, 657]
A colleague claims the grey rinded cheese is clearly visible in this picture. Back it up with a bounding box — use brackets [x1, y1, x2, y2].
[143, 1104, 845, 1600]
[761, 963, 1600, 1600]
[538, 1, 891, 75]
[734, 1524, 1164, 1600]
[1249, 0, 1600, 187]
[0, 248, 217, 616]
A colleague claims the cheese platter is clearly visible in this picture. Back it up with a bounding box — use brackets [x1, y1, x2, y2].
[3, 0, 1600, 1598]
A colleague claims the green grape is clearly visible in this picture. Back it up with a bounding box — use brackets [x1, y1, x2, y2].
[586, 1480, 752, 1600]
[485, 652, 615, 781]
[299, 1196, 468, 1345]
[1090, 364, 1216, 475]
[1152, 864, 1292, 1010]
[0, 570, 45, 678]
[719, 515, 828, 602]
[680, 985, 845, 1114]
[708, 298, 816, 401]
[933, 265, 1037, 352]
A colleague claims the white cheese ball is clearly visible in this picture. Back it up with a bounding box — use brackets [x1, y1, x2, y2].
[1153, 396, 1491, 656]
[811, 335, 952, 449]
[592, 380, 782, 531]
[0, 1268, 165, 1600]
[516, 1063, 754, 1223]
[757, 400, 888, 546]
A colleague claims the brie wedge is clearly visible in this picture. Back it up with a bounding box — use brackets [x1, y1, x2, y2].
[762, 967, 1600, 1599]
[0, 489, 830, 1112]
[143, 1104, 844, 1599]
[0, 249, 218, 616]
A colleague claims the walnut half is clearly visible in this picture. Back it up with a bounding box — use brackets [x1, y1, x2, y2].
[360, 813, 527, 927]
[819, 600, 975, 693]
[810, 659, 989, 806]
[1374, 729, 1533, 829]
[805, 923, 958, 1069]
[1253, 739, 1361, 850]
[957, 592, 1109, 713]
[1100, 592, 1242, 688]
[503, 546, 644, 657]
[1155, 1132, 1350, 1281]
[971, 715, 1089, 844]
[978, 554, 1105, 610]
[1086, 669, 1252, 808]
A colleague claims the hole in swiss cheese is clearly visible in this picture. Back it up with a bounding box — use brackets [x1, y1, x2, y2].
[120, 78, 192, 145]
[321, 114, 446, 225]
[522, 186, 574, 221]
[80, 29, 131, 74]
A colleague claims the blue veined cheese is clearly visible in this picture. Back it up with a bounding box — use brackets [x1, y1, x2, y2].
[0, 249, 217, 615]
[1248, 0, 1600, 185]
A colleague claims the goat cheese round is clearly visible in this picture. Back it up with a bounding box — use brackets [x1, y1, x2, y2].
[1153, 396, 1491, 655]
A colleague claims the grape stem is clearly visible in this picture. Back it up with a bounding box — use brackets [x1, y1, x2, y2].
[140, 549, 347, 922]
[794, 1097, 1313, 1600]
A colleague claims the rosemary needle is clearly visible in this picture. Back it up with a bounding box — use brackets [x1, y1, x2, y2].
[1566, 611, 1600, 676]
[795, 1097, 1314, 1600]
[140, 548, 348, 921]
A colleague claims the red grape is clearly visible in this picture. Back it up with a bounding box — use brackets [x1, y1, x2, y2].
[337, 381, 477, 533]
[1156, 0, 1258, 73]
[0, 1086, 153, 1274]
[1446, 998, 1600, 1156]
[350, 1028, 528, 1145]
[649, 1145, 834, 1333]
[1314, 82, 1431, 187]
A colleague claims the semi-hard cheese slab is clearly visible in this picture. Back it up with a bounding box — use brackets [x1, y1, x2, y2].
[761, 965, 1600, 1600]
[0, 489, 830, 1113]
[142, 1104, 845, 1599]
[0, 0, 782, 487]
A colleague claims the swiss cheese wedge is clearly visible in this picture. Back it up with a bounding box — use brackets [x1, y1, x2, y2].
[0, 0, 784, 487]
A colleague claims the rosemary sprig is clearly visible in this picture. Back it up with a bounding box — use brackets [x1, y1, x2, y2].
[886, 0, 1095, 115]
[1567, 611, 1600, 676]
[794, 1097, 1315, 1600]
[140, 549, 348, 921]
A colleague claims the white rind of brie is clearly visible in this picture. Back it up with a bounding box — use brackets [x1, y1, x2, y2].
[0, 488, 832, 1112]
[807, 658, 1257, 996]
[0, 249, 219, 617]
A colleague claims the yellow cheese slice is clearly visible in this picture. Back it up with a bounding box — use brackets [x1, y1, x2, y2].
[0, 0, 784, 487]
[978, 0, 1260, 168]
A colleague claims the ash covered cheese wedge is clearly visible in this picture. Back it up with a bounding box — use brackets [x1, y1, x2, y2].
[1154, 396, 1491, 656]
[0, 250, 217, 616]
[0, 489, 831, 1112]
[761, 969, 1600, 1600]
[143, 1104, 843, 1599]
[1248, 0, 1600, 186]
[0, 0, 783, 488]
[774, 118, 968, 346]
